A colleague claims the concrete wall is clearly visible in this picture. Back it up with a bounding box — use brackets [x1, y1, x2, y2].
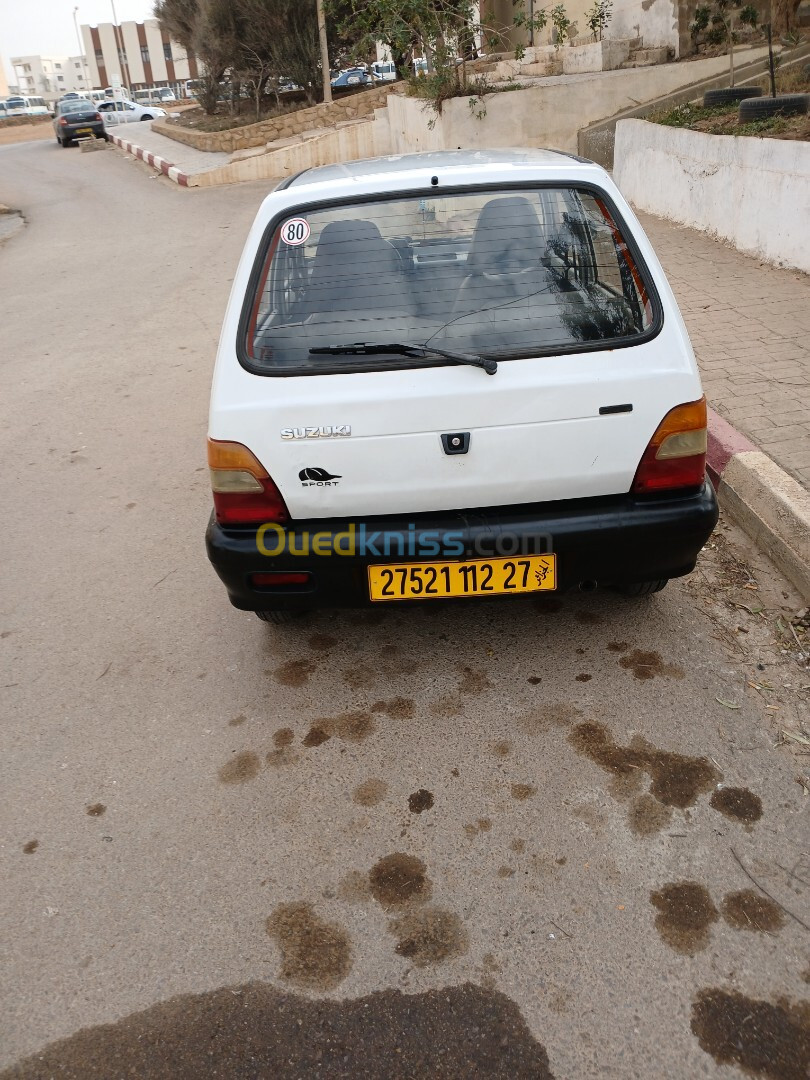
[191, 110, 393, 188]
[385, 51, 764, 155]
[614, 118, 810, 273]
[609, 0, 679, 53]
[154, 85, 398, 153]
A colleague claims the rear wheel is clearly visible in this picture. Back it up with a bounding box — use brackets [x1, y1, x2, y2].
[60, 136, 71, 147]
[255, 609, 299, 625]
[141, 114, 153, 121]
[616, 579, 669, 597]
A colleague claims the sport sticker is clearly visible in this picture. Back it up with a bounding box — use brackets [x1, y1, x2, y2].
[280, 217, 311, 246]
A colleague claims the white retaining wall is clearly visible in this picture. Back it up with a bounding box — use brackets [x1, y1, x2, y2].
[613, 118, 810, 273]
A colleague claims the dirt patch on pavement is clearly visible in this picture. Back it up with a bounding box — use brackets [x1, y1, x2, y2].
[710, 786, 763, 826]
[0, 982, 554, 1079]
[0, 121, 53, 146]
[218, 750, 260, 784]
[265, 901, 351, 991]
[368, 854, 431, 909]
[691, 988, 810, 1080]
[721, 889, 785, 933]
[389, 906, 469, 966]
[650, 881, 719, 954]
[569, 721, 720, 808]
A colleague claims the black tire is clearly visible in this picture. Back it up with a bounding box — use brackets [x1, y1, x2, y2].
[616, 579, 669, 597]
[61, 137, 71, 147]
[739, 94, 809, 120]
[703, 86, 761, 106]
[255, 609, 299, 625]
[141, 114, 153, 121]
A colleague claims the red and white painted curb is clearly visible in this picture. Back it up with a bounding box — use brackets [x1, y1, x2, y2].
[108, 131, 191, 186]
[707, 406, 810, 602]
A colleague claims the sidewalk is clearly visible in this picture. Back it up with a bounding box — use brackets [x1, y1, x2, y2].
[106, 119, 231, 178]
[638, 211, 810, 492]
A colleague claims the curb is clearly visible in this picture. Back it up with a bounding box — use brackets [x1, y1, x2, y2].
[107, 131, 192, 186]
[707, 406, 810, 602]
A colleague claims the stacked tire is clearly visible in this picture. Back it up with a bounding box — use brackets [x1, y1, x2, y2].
[739, 94, 810, 120]
[703, 86, 762, 106]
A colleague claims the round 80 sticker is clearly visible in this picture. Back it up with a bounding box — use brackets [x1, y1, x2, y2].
[280, 217, 310, 246]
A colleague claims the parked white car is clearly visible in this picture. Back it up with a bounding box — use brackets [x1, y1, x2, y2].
[97, 99, 167, 125]
[205, 149, 717, 622]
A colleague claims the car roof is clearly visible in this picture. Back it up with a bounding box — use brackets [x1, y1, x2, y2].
[284, 148, 595, 189]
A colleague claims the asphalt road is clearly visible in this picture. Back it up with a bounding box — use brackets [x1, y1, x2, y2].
[0, 139, 808, 1080]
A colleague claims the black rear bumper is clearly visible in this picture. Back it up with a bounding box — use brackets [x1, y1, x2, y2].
[206, 481, 718, 611]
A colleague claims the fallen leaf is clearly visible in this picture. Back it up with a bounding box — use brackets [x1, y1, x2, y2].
[716, 696, 741, 709]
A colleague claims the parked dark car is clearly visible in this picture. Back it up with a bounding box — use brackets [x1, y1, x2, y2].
[53, 98, 106, 147]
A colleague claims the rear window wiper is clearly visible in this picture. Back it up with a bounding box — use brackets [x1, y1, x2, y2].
[309, 342, 497, 375]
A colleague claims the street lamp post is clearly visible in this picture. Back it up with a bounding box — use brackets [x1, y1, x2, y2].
[109, 0, 133, 93]
[73, 6, 92, 92]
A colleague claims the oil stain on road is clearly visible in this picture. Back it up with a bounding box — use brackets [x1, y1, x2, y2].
[0, 982, 555, 1079]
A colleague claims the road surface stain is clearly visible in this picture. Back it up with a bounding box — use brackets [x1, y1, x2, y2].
[498, 866, 516, 878]
[721, 890, 785, 933]
[303, 711, 376, 747]
[569, 721, 720, 808]
[352, 779, 388, 807]
[511, 838, 526, 853]
[650, 881, 719, 954]
[22, 840, 38, 854]
[574, 610, 603, 625]
[520, 703, 581, 735]
[272, 728, 294, 748]
[607, 641, 628, 652]
[343, 664, 375, 690]
[464, 818, 493, 838]
[627, 793, 673, 836]
[511, 783, 536, 801]
[619, 649, 684, 680]
[389, 906, 469, 966]
[218, 751, 260, 785]
[371, 697, 415, 719]
[265, 902, 351, 992]
[273, 659, 315, 687]
[691, 988, 809, 1080]
[85, 803, 106, 817]
[368, 854, 432, 909]
[458, 666, 492, 694]
[710, 786, 763, 826]
[307, 633, 337, 652]
[227, 714, 246, 727]
[408, 789, 434, 814]
[491, 740, 512, 758]
[0, 983, 554, 1079]
[575, 673, 592, 682]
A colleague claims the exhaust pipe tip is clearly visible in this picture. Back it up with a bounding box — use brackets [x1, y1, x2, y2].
[578, 579, 598, 592]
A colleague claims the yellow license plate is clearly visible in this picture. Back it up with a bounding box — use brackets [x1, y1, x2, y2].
[76, 128, 92, 134]
[368, 554, 556, 601]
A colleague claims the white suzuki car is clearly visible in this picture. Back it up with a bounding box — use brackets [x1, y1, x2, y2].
[206, 150, 717, 622]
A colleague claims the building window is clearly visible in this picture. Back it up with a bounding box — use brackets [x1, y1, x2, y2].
[57, 75, 64, 81]
[75, 61, 81, 68]
[140, 45, 150, 63]
[24, 64, 31, 72]
[95, 49, 103, 64]
[118, 49, 127, 65]
[163, 42, 172, 61]
[55, 62, 62, 69]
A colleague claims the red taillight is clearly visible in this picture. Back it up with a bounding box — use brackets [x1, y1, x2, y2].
[95, 112, 102, 121]
[208, 439, 289, 526]
[59, 117, 68, 126]
[251, 571, 311, 588]
[632, 398, 707, 494]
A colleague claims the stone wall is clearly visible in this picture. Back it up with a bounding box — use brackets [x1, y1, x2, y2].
[152, 84, 399, 153]
[614, 118, 810, 273]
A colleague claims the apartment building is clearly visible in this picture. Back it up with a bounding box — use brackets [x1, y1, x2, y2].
[80, 19, 197, 94]
[9, 55, 89, 100]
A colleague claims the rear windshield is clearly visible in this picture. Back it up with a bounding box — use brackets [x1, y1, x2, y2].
[60, 100, 94, 113]
[242, 185, 657, 375]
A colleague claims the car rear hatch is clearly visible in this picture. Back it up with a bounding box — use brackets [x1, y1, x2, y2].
[211, 176, 703, 520]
